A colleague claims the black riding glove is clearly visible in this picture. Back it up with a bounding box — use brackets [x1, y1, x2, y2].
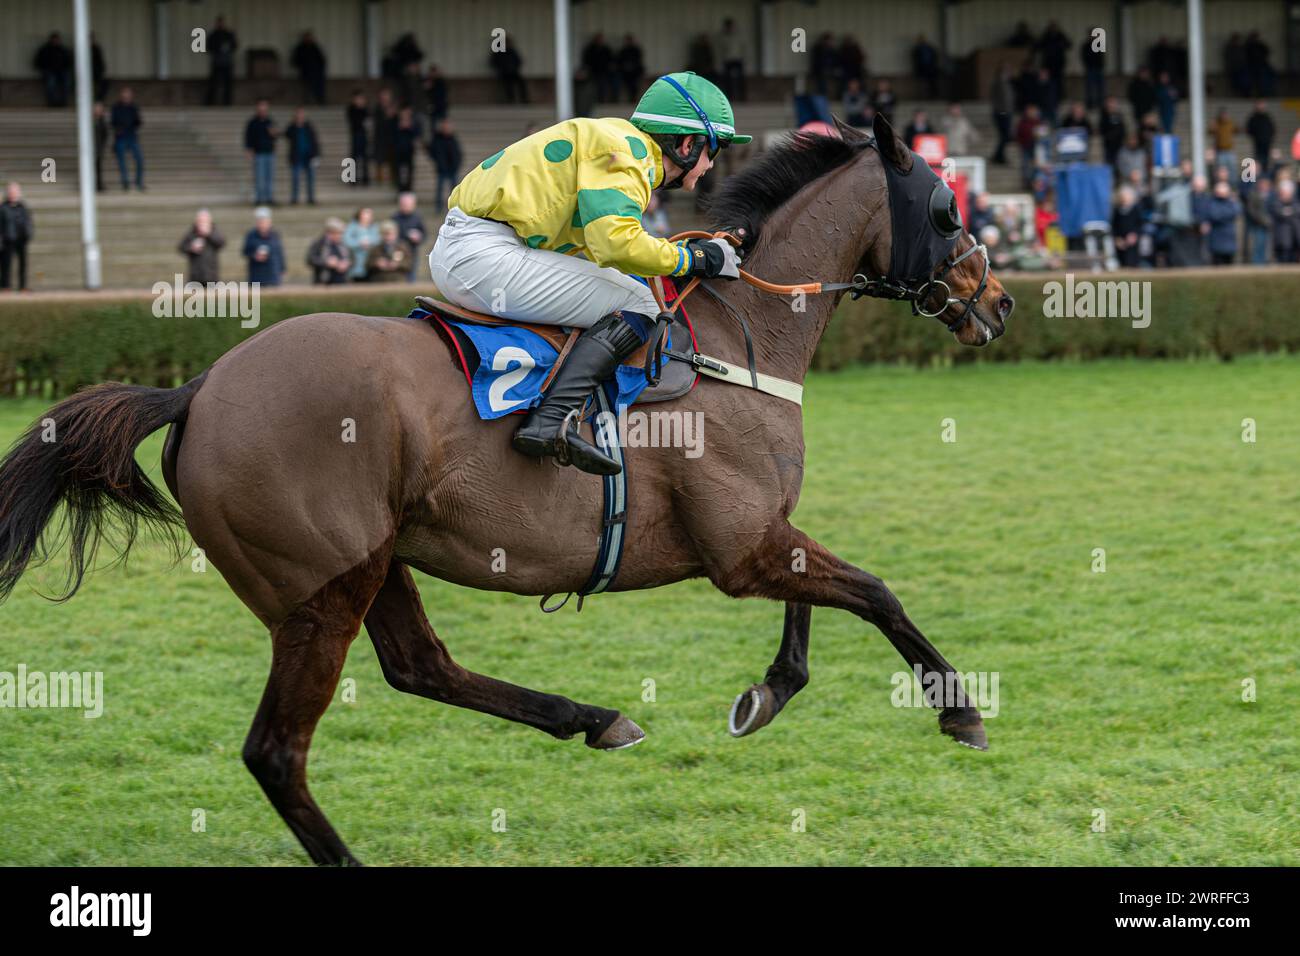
[685, 237, 743, 279]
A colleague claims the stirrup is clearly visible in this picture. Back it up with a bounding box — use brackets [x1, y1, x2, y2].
[551, 407, 582, 467]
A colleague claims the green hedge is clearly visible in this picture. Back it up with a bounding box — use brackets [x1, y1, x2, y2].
[1, 273, 1297, 396]
[814, 271, 1300, 370]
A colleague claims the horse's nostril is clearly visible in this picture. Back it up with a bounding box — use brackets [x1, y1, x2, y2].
[997, 295, 1014, 320]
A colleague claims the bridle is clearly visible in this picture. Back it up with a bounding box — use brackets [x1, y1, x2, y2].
[852, 235, 991, 333]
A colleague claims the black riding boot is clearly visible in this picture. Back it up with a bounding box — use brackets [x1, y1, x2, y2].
[512, 311, 648, 475]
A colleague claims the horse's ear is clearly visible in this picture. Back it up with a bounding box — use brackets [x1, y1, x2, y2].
[833, 115, 867, 143]
[872, 111, 913, 172]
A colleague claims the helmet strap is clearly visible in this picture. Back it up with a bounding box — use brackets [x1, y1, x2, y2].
[652, 133, 705, 191]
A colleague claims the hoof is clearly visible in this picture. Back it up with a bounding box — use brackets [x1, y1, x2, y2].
[588, 714, 645, 750]
[728, 683, 778, 738]
[939, 709, 989, 751]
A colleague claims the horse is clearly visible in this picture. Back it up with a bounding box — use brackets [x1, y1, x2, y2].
[0, 115, 1012, 865]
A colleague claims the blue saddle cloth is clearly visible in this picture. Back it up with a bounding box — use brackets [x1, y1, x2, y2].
[414, 308, 668, 421]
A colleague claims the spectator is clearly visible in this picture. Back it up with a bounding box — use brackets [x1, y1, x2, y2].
[372, 88, 397, 186]
[423, 64, 449, 123]
[290, 31, 328, 105]
[244, 99, 278, 205]
[1127, 67, 1157, 127]
[717, 19, 747, 102]
[870, 79, 895, 125]
[990, 65, 1015, 165]
[383, 32, 423, 82]
[491, 42, 528, 104]
[177, 209, 226, 283]
[91, 32, 108, 101]
[1112, 185, 1144, 268]
[1244, 178, 1272, 264]
[1080, 32, 1105, 110]
[1204, 180, 1241, 265]
[1212, 109, 1237, 172]
[0, 183, 34, 292]
[686, 33, 717, 86]
[616, 35, 644, 102]
[206, 17, 238, 106]
[344, 207, 379, 281]
[428, 119, 462, 211]
[284, 107, 319, 205]
[810, 33, 840, 98]
[842, 78, 870, 128]
[307, 218, 352, 284]
[34, 32, 71, 108]
[940, 102, 978, 156]
[1006, 22, 1034, 48]
[110, 87, 145, 191]
[1034, 67, 1058, 126]
[968, 192, 995, 237]
[1270, 178, 1300, 263]
[1244, 32, 1275, 97]
[345, 90, 370, 186]
[903, 110, 933, 147]
[839, 35, 866, 90]
[1016, 104, 1042, 185]
[1037, 22, 1070, 101]
[1137, 110, 1160, 151]
[1116, 132, 1147, 186]
[911, 34, 940, 99]
[392, 107, 422, 194]
[1246, 102, 1275, 174]
[242, 207, 285, 286]
[92, 101, 108, 192]
[392, 192, 427, 281]
[1155, 71, 1178, 134]
[365, 221, 412, 282]
[581, 33, 617, 103]
[1061, 102, 1091, 134]
[398, 59, 423, 108]
[1099, 96, 1126, 168]
[1224, 33, 1250, 97]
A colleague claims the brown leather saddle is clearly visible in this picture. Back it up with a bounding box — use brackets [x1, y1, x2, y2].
[414, 294, 698, 404]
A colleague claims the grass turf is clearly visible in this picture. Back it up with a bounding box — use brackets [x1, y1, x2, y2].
[0, 356, 1296, 865]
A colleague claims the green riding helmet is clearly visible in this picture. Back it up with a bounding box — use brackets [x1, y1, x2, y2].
[631, 72, 751, 187]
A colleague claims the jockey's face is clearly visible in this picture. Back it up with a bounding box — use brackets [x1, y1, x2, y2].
[663, 135, 714, 191]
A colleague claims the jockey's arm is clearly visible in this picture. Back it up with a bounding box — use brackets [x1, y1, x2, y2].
[575, 154, 693, 279]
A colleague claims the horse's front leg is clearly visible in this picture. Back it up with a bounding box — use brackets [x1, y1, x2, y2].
[712, 523, 988, 750]
[728, 602, 811, 737]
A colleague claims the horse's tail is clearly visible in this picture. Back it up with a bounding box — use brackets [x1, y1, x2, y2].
[0, 373, 207, 604]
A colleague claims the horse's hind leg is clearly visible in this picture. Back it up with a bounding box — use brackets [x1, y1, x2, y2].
[364, 563, 643, 749]
[242, 548, 391, 867]
[728, 602, 811, 737]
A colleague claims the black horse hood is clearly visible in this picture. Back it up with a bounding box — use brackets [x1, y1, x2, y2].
[877, 146, 962, 284]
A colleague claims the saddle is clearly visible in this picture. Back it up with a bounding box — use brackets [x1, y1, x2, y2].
[414, 292, 699, 405]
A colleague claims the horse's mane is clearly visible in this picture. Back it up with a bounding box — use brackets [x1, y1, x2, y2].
[706, 131, 874, 251]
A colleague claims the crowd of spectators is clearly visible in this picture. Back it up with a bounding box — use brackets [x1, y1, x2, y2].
[980, 21, 1299, 268]
[174, 192, 431, 287]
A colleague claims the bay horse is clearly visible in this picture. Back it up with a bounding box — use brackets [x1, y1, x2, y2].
[0, 116, 1011, 865]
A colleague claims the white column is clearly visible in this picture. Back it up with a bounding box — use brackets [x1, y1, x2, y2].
[554, 0, 573, 120]
[364, 0, 383, 80]
[1188, 0, 1206, 182]
[73, 0, 101, 289]
[154, 0, 170, 79]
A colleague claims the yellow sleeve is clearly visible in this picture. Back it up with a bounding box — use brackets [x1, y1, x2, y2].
[574, 152, 693, 277]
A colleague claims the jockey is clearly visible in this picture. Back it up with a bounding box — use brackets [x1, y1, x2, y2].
[428, 72, 751, 476]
